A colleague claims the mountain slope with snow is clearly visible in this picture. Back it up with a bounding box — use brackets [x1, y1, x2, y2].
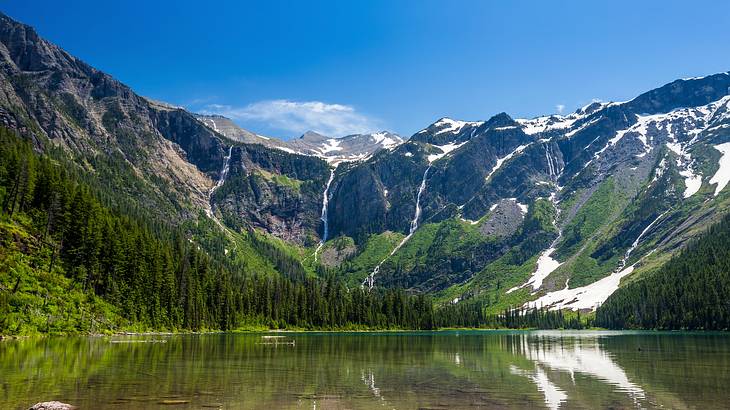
[0, 9, 729, 316]
[194, 115, 403, 163]
[323, 72, 730, 312]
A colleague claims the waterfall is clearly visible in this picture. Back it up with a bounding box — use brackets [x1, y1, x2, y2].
[544, 144, 556, 178]
[617, 210, 669, 272]
[410, 166, 430, 234]
[364, 166, 431, 289]
[213, 146, 233, 193]
[207, 145, 233, 220]
[314, 167, 336, 262]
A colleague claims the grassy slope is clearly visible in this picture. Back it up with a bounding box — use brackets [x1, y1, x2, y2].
[334, 231, 405, 285]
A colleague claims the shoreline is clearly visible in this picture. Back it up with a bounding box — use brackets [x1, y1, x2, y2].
[2, 327, 716, 340]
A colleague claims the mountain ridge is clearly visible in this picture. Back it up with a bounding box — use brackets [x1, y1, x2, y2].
[1, 10, 730, 321]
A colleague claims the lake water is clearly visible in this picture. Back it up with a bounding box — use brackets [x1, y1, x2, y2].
[2, 330, 730, 409]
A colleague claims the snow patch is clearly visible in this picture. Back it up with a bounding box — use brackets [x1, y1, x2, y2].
[710, 142, 730, 196]
[430, 118, 483, 136]
[665, 141, 702, 198]
[528, 211, 668, 311]
[274, 146, 303, 155]
[516, 201, 529, 214]
[371, 132, 399, 149]
[526, 265, 634, 311]
[516, 115, 581, 136]
[320, 138, 343, 154]
[485, 144, 530, 181]
[507, 248, 561, 294]
[428, 141, 466, 163]
[460, 217, 480, 225]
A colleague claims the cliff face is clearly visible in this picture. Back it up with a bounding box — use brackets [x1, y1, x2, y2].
[211, 144, 331, 245]
[3, 11, 730, 311]
[0, 12, 230, 219]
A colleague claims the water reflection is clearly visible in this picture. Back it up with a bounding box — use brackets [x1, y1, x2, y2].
[509, 332, 646, 409]
[2, 331, 730, 409]
[510, 365, 567, 410]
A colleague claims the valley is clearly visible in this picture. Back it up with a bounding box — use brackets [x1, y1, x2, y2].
[1, 10, 730, 336]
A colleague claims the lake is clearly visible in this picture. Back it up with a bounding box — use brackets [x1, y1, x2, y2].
[2, 330, 730, 409]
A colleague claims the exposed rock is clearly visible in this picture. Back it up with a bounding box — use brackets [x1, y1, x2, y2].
[319, 238, 357, 268]
[479, 199, 525, 237]
[195, 114, 403, 163]
[0, 12, 220, 222]
[2, 11, 730, 300]
[28, 402, 76, 410]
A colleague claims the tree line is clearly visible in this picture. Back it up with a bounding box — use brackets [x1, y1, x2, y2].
[0, 128, 590, 333]
[596, 211, 730, 330]
[435, 300, 587, 329]
[0, 129, 445, 332]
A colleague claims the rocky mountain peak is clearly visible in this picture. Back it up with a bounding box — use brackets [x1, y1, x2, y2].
[299, 131, 329, 142]
[626, 72, 730, 115]
[482, 112, 516, 129]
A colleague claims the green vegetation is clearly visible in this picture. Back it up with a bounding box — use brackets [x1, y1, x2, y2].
[596, 212, 730, 330]
[255, 169, 303, 191]
[432, 200, 560, 313]
[558, 178, 621, 258]
[334, 231, 404, 285]
[0, 129, 444, 334]
[0, 219, 124, 334]
[435, 300, 587, 329]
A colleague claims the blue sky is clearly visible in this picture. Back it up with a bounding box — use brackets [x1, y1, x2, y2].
[6, 1, 730, 139]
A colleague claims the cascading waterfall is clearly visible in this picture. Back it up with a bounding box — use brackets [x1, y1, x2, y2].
[213, 146, 233, 193]
[544, 143, 562, 180]
[364, 166, 431, 289]
[410, 167, 429, 234]
[204, 145, 239, 258]
[314, 167, 336, 262]
[207, 145, 233, 219]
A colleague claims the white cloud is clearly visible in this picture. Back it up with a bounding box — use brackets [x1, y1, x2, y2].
[200, 99, 380, 137]
[556, 104, 565, 114]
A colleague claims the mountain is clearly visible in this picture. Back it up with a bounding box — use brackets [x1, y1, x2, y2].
[1, 10, 730, 331]
[596, 211, 730, 329]
[0, 11, 230, 221]
[195, 113, 269, 144]
[320, 73, 730, 311]
[195, 113, 403, 163]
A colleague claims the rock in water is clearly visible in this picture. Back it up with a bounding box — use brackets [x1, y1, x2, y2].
[28, 402, 76, 410]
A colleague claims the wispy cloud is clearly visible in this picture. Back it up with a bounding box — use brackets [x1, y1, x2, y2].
[200, 99, 381, 137]
[556, 104, 565, 114]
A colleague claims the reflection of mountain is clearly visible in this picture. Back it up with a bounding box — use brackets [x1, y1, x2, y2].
[511, 332, 646, 409]
[2, 332, 726, 409]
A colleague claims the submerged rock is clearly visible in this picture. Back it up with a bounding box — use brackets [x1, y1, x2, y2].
[28, 402, 76, 410]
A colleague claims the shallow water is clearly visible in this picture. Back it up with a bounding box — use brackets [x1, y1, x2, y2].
[2, 330, 730, 409]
